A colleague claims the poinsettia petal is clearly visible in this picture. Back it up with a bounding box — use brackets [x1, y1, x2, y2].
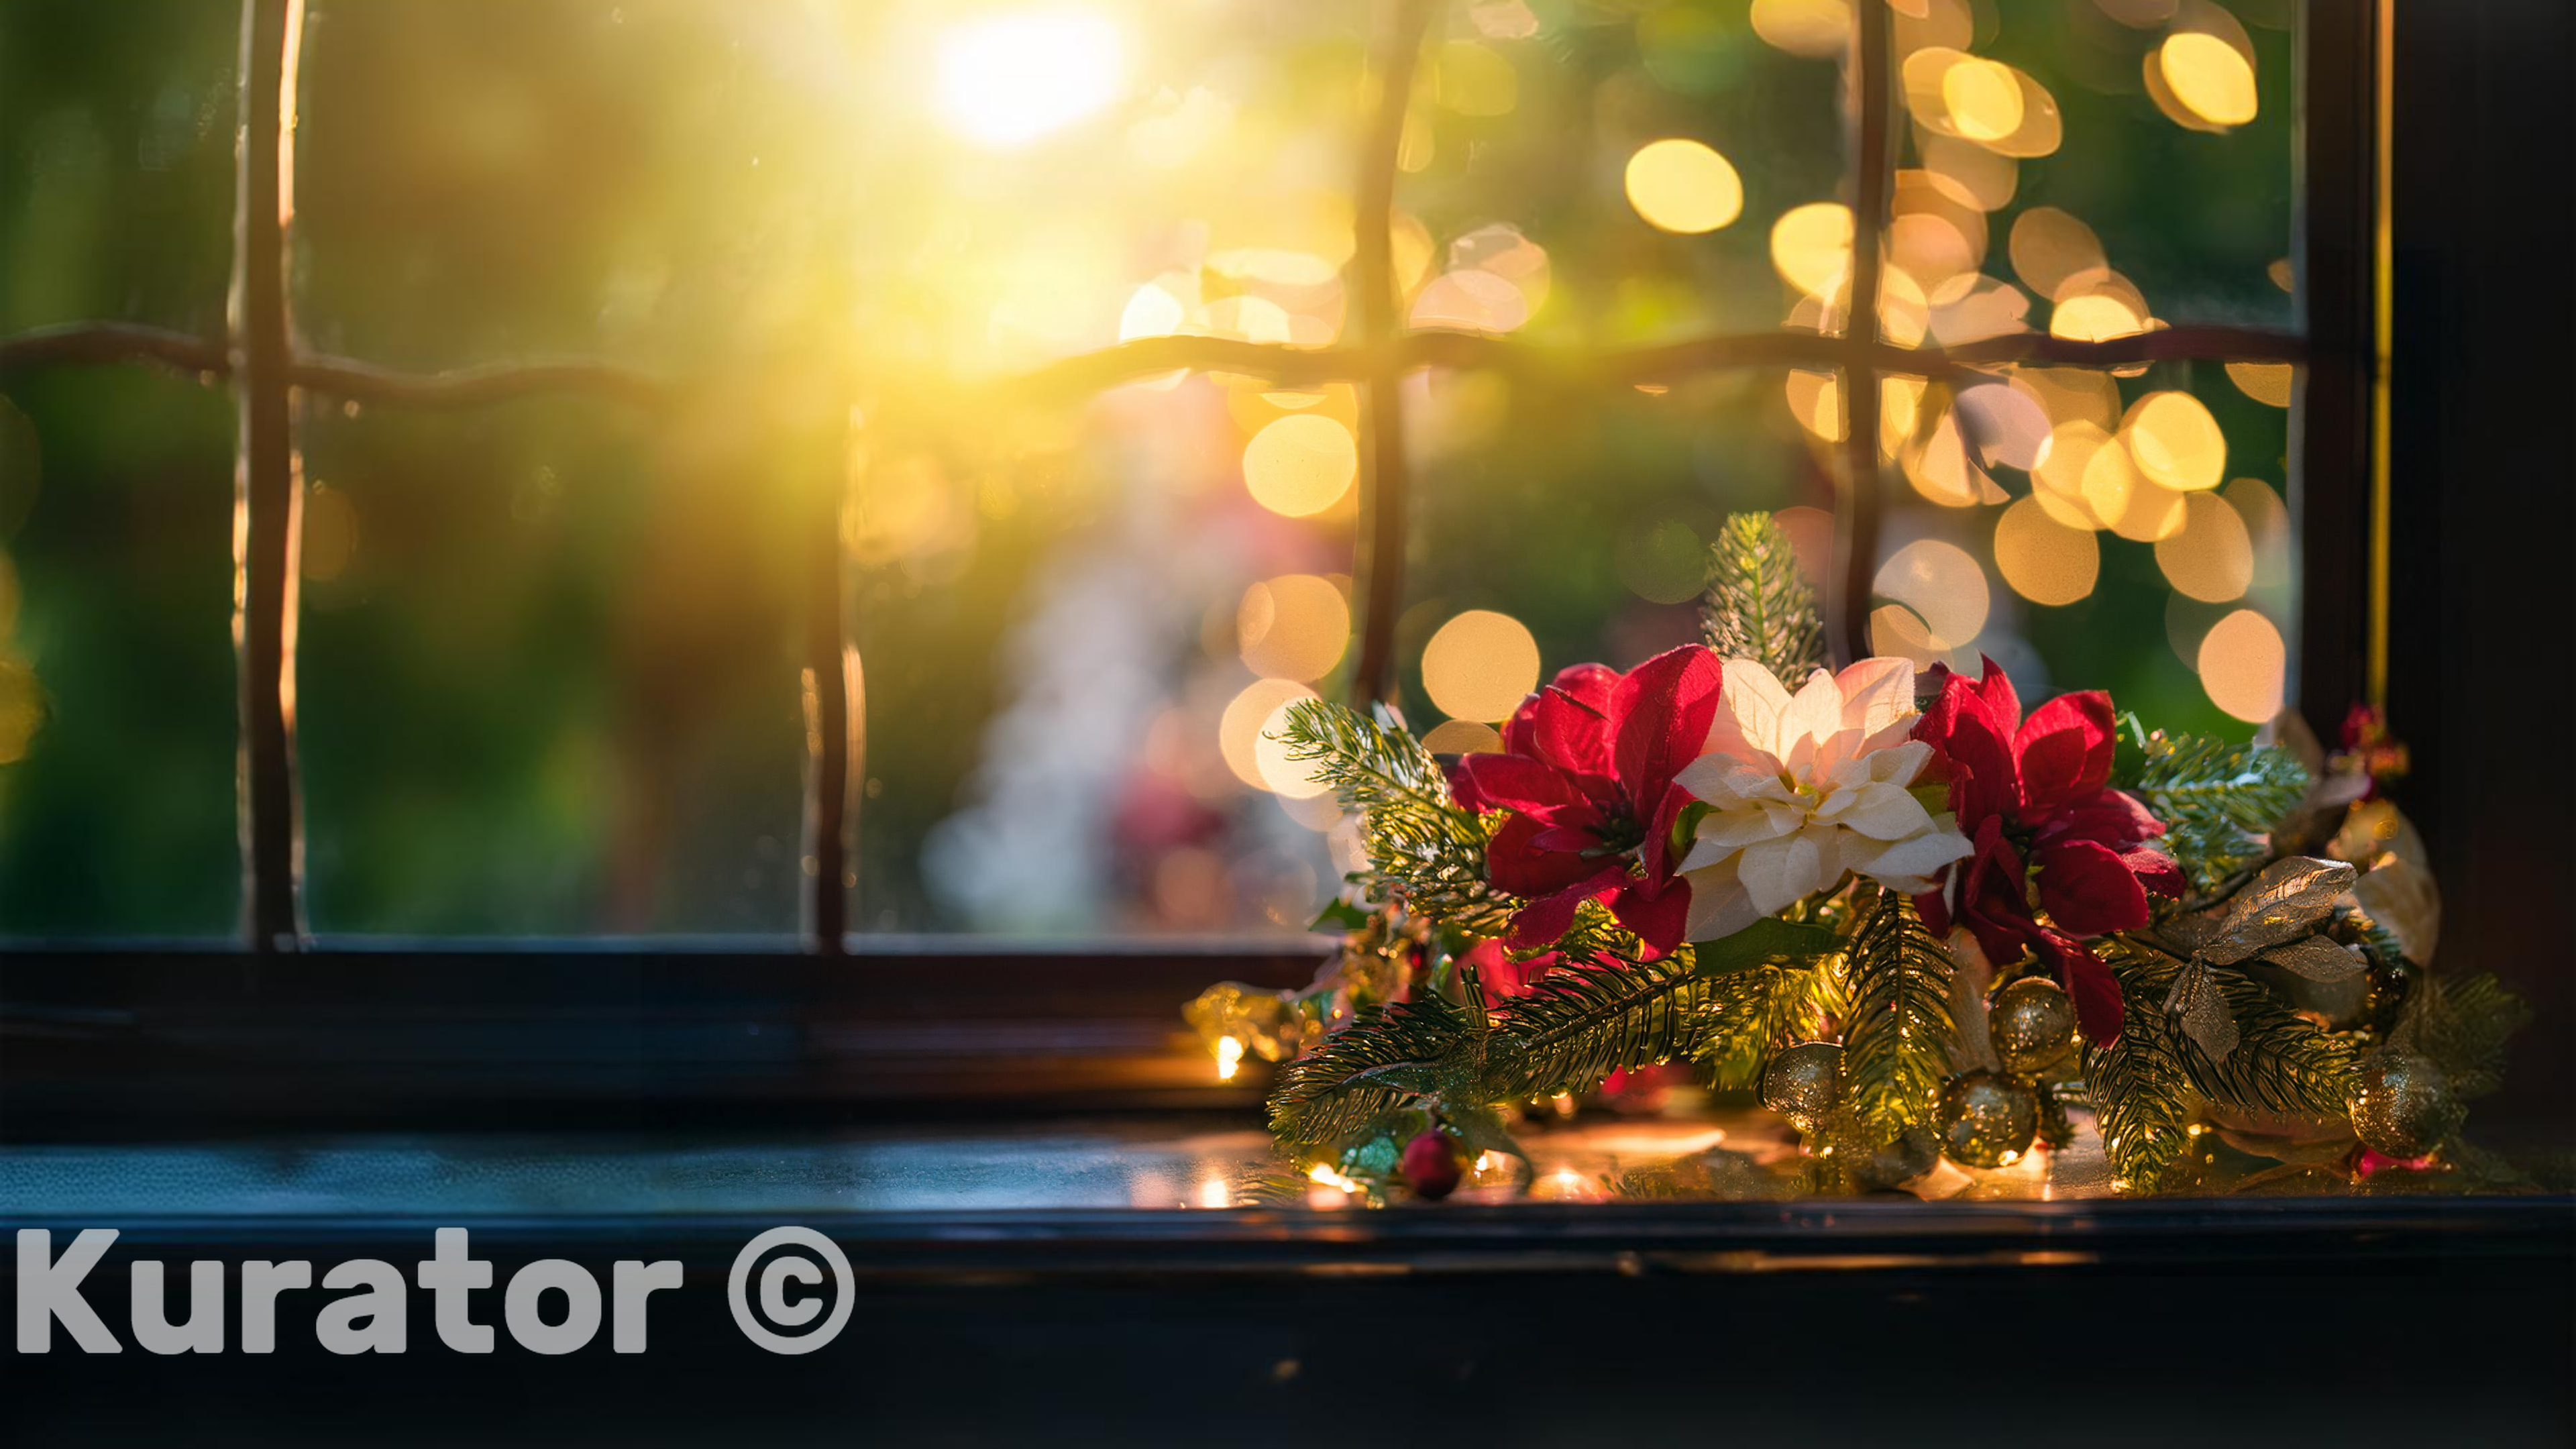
[2014, 690, 2116, 812]
[1611, 876, 1692, 959]
[2032, 786, 2165, 851]
[2033, 836, 2152, 936]
[2034, 928, 2125, 1043]
[1681, 856, 1762, 943]
[1504, 865, 1628, 951]
[1499, 663, 1619, 757]
[1524, 684, 1615, 780]
[2122, 845, 2186, 900]
[1972, 655, 2023, 733]
[1485, 813, 1612, 897]
[1914, 674, 2019, 826]
[1703, 659, 1794, 770]
[1609, 644, 1725, 812]
[1451, 752, 1590, 816]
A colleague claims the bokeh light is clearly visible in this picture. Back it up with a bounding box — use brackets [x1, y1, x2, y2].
[2197, 608, 2286, 722]
[1220, 678, 1317, 792]
[1236, 574, 1350, 682]
[1421, 610, 1540, 722]
[1241, 413, 1357, 517]
[2154, 492, 2255, 602]
[1992, 496, 2099, 606]
[1625, 138, 1745, 235]
[1874, 539, 1989, 650]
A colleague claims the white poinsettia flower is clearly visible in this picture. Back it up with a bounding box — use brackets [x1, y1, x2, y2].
[1674, 656, 1974, 943]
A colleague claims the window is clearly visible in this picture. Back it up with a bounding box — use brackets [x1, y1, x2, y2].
[0, 0, 2373, 955]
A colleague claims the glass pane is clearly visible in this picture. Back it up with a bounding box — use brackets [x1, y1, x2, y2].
[296, 393, 806, 935]
[0, 0, 237, 336]
[1867, 358, 2296, 733]
[1399, 3, 1851, 345]
[294, 0, 1370, 378]
[849, 377, 1356, 936]
[1397, 366, 1839, 725]
[0, 371, 238, 936]
[1881, 0, 2298, 342]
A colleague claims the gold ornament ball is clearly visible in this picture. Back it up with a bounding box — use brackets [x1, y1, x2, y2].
[1937, 1069, 2040, 1169]
[1760, 1041, 1843, 1133]
[2346, 1051, 2463, 1159]
[1990, 976, 2078, 1077]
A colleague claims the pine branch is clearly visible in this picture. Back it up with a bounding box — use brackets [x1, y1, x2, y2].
[1483, 955, 1711, 1100]
[1700, 511, 1825, 679]
[1692, 965, 1799, 1091]
[1277, 699, 1509, 933]
[1839, 889, 1957, 1131]
[2396, 971, 2530, 1101]
[2086, 957, 2198, 1189]
[1264, 994, 1471, 1155]
[2116, 724, 2311, 896]
[2106, 940, 2354, 1117]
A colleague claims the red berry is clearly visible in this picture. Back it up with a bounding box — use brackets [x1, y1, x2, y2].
[1400, 1128, 1463, 1199]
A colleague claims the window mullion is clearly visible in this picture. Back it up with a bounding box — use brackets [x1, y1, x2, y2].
[231, 0, 306, 951]
[1833, 0, 1894, 667]
[1346, 0, 1435, 710]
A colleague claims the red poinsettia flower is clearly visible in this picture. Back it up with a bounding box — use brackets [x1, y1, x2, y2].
[1911, 658, 2184, 1042]
[1448, 645, 1724, 959]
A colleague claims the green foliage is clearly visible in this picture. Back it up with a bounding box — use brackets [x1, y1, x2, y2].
[1699, 511, 1825, 680]
[1693, 965, 1801, 1091]
[1838, 889, 1956, 1130]
[2396, 971, 2531, 1101]
[2115, 721, 2312, 895]
[1265, 994, 1472, 1155]
[2108, 941, 2355, 1116]
[1265, 908, 1845, 1161]
[2086, 961, 2199, 1189]
[1277, 699, 1507, 934]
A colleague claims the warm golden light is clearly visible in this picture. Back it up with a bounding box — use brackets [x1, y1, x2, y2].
[1420, 718, 1503, 755]
[1421, 609, 1540, 722]
[1214, 1034, 1244, 1081]
[1941, 57, 2025, 142]
[1749, 0, 1851, 58]
[935, 8, 1124, 148]
[2157, 32, 2258, 128]
[1770, 202, 1854, 298]
[1874, 539, 1989, 650]
[1992, 496, 2099, 606]
[1242, 413, 1357, 517]
[1237, 574, 1350, 682]
[1624, 138, 1744, 235]
[2155, 492, 2255, 602]
[2123, 391, 2226, 493]
[2198, 608, 2286, 722]
[2225, 361, 2294, 407]
[1219, 678, 1316, 792]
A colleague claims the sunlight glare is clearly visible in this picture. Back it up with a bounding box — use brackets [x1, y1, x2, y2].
[936, 8, 1124, 148]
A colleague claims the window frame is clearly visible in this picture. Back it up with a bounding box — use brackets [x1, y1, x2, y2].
[0, 0, 2390, 1126]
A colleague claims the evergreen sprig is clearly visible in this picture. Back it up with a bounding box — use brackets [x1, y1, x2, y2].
[1700, 512, 1826, 680]
[2396, 971, 2531, 1101]
[1483, 954, 1712, 1100]
[1265, 994, 1470, 1154]
[2116, 724, 2311, 895]
[2104, 941, 2355, 1117]
[1692, 965, 1801, 1091]
[1838, 889, 1957, 1130]
[1277, 699, 1507, 933]
[2086, 959, 2198, 1188]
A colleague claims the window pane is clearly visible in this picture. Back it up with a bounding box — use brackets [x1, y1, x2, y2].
[296, 392, 806, 935]
[0, 0, 237, 337]
[1867, 358, 2297, 732]
[0, 372, 237, 935]
[1399, 5, 1851, 344]
[1397, 367, 1839, 720]
[1882, 0, 2299, 340]
[849, 380, 1354, 936]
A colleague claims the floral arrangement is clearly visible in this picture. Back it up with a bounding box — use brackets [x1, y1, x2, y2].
[1187, 513, 2526, 1201]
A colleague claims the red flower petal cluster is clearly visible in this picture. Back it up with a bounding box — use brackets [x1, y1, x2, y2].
[1911, 659, 2183, 1043]
[1448, 645, 1723, 958]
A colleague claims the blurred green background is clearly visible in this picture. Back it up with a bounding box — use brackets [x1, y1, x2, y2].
[0, 0, 2301, 938]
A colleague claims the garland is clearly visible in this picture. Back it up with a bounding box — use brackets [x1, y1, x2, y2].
[1188, 513, 2527, 1200]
